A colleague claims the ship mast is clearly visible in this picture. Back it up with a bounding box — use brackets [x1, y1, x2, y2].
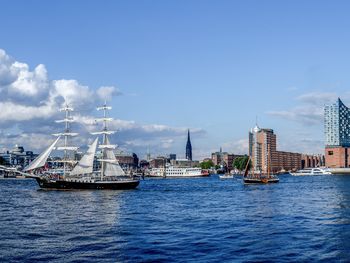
[92, 102, 116, 181]
[53, 104, 78, 178]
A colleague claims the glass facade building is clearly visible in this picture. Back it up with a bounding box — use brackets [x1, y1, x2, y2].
[324, 98, 350, 147]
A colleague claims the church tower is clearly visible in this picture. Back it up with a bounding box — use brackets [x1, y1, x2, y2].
[186, 129, 192, 161]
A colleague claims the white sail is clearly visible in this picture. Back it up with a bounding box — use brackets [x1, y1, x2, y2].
[55, 118, 74, 123]
[53, 132, 78, 137]
[97, 106, 112, 110]
[95, 117, 113, 122]
[56, 146, 79, 151]
[23, 137, 60, 172]
[98, 144, 117, 149]
[91, 131, 115, 135]
[70, 138, 98, 176]
[103, 137, 125, 176]
[60, 106, 74, 111]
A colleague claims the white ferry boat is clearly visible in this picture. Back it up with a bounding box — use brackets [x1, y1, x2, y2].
[149, 166, 208, 178]
[290, 168, 331, 176]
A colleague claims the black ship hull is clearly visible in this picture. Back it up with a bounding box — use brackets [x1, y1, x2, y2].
[34, 177, 140, 190]
[243, 177, 279, 184]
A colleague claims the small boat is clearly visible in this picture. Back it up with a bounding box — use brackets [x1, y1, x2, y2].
[219, 173, 234, 179]
[290, 168, 331, 176]
[243, 150, 279, 184]
[23, 103, 139, 190]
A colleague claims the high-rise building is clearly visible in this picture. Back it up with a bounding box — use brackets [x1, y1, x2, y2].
[325, 98, 350, 147]
[324, 98, 350, 167]
[186, 129, 192, 161]
[249, 125, 301, 172]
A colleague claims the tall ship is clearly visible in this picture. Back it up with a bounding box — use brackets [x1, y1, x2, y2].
[148, 165, 208, 178]
[23, 103, 139, 190]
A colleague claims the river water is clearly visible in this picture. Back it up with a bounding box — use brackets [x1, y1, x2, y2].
[1, 175, 350, 262]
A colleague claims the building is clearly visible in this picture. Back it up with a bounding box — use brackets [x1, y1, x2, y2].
[169, 154, 177, 161]
[275, 151, 301, 172]
[139, 160, 150, 169]
[211, 148, 244, 171]
[324, 98, 350, 168]
[115, 152, 139, 169]
[301, 154, 325, 169]
[249, 125, 302, 173]
[186, 129, 192, 161]
[0, 145, 38, 168]
[170, 158, 200, 168]
[149, 157, 166, 168]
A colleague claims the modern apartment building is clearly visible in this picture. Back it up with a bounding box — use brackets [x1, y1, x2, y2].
[249, 125, 302, 173]
[324, 98, 350, 167]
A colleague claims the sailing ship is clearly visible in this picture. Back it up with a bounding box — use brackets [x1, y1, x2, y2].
[23, 104, 139, 190]
[243, 149, 279, 184]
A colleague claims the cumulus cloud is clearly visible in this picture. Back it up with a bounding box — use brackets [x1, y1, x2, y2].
[96, 86, 122, 101]
[0, 48, 206, 158]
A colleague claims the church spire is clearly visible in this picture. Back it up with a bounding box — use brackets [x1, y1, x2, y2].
[186, 129, 192, 161]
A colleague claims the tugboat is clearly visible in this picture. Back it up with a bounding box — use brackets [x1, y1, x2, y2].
[243, 150, 279, 184]
[23, 103, 139, 190]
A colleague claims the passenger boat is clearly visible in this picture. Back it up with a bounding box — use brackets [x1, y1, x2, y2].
[23, 103, 139, 190]
[149, 165, 208, 178]
[290, 168, 331, 176]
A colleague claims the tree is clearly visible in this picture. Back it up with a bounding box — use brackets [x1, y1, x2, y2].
[0, 156, 7, 165]
[233, 156, 251, 171]
[200, 160, 214, 169]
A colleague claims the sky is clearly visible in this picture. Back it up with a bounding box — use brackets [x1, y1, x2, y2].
[1, 0, 350, 159]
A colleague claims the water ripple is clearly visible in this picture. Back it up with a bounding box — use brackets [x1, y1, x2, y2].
[1, 175, 350, 262]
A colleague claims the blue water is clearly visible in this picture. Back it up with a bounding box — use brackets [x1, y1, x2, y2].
[1, 175, 350, 262]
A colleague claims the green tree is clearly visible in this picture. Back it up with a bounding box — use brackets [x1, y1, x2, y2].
[0, 156, 6, 165]
[233, 156, 251, 171]
[200, 160, 214, 169]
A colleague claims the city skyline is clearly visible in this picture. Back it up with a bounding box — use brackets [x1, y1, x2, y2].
[2, 1, 350, 158]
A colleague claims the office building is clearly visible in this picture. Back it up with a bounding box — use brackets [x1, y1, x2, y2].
[325, 98, 350, 167]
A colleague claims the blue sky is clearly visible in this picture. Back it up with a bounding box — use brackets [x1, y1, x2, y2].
[1, 0, 350, 159]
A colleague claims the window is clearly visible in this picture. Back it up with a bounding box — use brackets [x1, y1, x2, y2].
[328, 151, 334, 155]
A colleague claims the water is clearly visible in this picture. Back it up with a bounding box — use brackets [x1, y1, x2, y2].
[1, 175, 350, 262]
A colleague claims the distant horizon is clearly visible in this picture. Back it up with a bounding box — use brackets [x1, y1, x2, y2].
[2, 1, 350, 159]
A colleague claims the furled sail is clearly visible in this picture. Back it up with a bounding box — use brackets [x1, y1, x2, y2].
[70, 137, 98, 176]
[23, 136, 60, 172]
[103, 137, 125, 176]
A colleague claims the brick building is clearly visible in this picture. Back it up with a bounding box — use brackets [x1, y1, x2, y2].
[211, 148, 244, 171]
[249, 125, 302, 173]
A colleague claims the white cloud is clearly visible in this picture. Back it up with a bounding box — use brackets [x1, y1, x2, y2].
[222, 138, 248, 155]
[0, 48, 207, 158]
[96, 86, 122, 101]
[266, 91, 349, 125]
[52, 79, 94, 109]
[0, 101, 55, 122]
